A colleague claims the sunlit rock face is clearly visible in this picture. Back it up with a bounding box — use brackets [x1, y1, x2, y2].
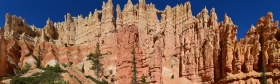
[1, 0, 280, 84]
[0, 28, 8, 78]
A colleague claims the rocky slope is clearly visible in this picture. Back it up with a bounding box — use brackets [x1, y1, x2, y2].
[1, 0, 280, 84]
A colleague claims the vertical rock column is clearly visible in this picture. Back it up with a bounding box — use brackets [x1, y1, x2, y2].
[0, 28, 8, 79]
[177, 2, 199, 82]
[220, 14, 238, 78]
[162, 5, 177, 81]
[259, 12, 280, 72]
[122, 0, 134, 26]
[100, 0, 118, 75]
[116, 4, 122, 31]
[208, 8, 223, 81]
[145, 3, 163, 84]
[87, 10, 101, 48]
[58, 13, 76, 45]
[137, 0, 150, 81]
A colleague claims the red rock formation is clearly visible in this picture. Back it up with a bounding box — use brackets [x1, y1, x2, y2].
[116, 25, 140, 84]
[0, 28, 8, 78]
[1, 0, 280, 84]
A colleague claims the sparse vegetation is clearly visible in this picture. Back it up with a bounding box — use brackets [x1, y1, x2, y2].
[57, 79, 70, 84]
[109, 70, 113, 74]
[171, 74, 174, 79]
[64, 43, 68, 47]
[87, 42, 103, 79]
[69, 62, 73, 66]
[73, 76, 82, 84]
[35, 56, 41, 68]
[15, 63, 31, 76]
[21, 63, 31, 73]
[33, 47, 42, 68]
[62, 62, 73, 68]
[10, 64, 67, 84]
[43, 64, 66, 73]
[86, 76, 108, 84]
[110, 75, 115, 83]
[25, 52, 33, 57]
[62, 63, 68, 68]
[140, 74, 148, 84]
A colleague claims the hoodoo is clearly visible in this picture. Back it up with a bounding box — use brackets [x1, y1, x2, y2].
[1, 0, 280, 84]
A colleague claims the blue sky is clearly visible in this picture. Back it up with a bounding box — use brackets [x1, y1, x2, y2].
[0, 0, 279, 39]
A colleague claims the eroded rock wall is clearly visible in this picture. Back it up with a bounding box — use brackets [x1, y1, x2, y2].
[0, 28, 8, 78]
[1, 0, 280, 84]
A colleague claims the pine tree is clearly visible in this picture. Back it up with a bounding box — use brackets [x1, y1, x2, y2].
[140, 74, 148, 84]
[132, 43, 137, 84]
[261, 62, 267, 84]
[87, 42, 103, 79]
[34, 47, 42, 68]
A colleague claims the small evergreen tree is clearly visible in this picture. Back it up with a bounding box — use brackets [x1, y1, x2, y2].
[15, 63, 31, 76]
[171, 74, 174, 79]
[34, 47, 42, 68]
[132, 43, 137, 84]
[25, 52, 33, 57]
[86, 76, 108, 84]
[87, 43, 103, 79]
[140, 74, 148, 84]
[261, 62, 267, 84]
[64, 43, 68, 47]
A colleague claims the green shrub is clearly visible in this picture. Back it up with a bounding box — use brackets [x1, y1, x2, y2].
[34, 55, 41, 68]
[16, 63, 31, 76]
[86, 76, 108, 84]
[140, 74, 148, 84]
[25, 52, 33, 57]
[69, 62, 73, 66]
[57, 79, 69, 84]
[35, 47, 42, 68]
[171, 74, 174, 79]
[110, 75, 116, 83]
[10, 76, 39, 84]
[73, 76, 82, 84]
[109, 70, 113, 74]
[62, 63, 68, 68]
[64, 43, 68, 47]
[110, 77, 115, 83]
[42, 64, 66, 73]
[11, 64, 67, 84]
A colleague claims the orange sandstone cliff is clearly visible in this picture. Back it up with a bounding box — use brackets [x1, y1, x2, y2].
[1, 0, 280, 84]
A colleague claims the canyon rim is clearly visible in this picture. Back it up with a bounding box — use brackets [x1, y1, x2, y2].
[1, 0, 280, 84]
